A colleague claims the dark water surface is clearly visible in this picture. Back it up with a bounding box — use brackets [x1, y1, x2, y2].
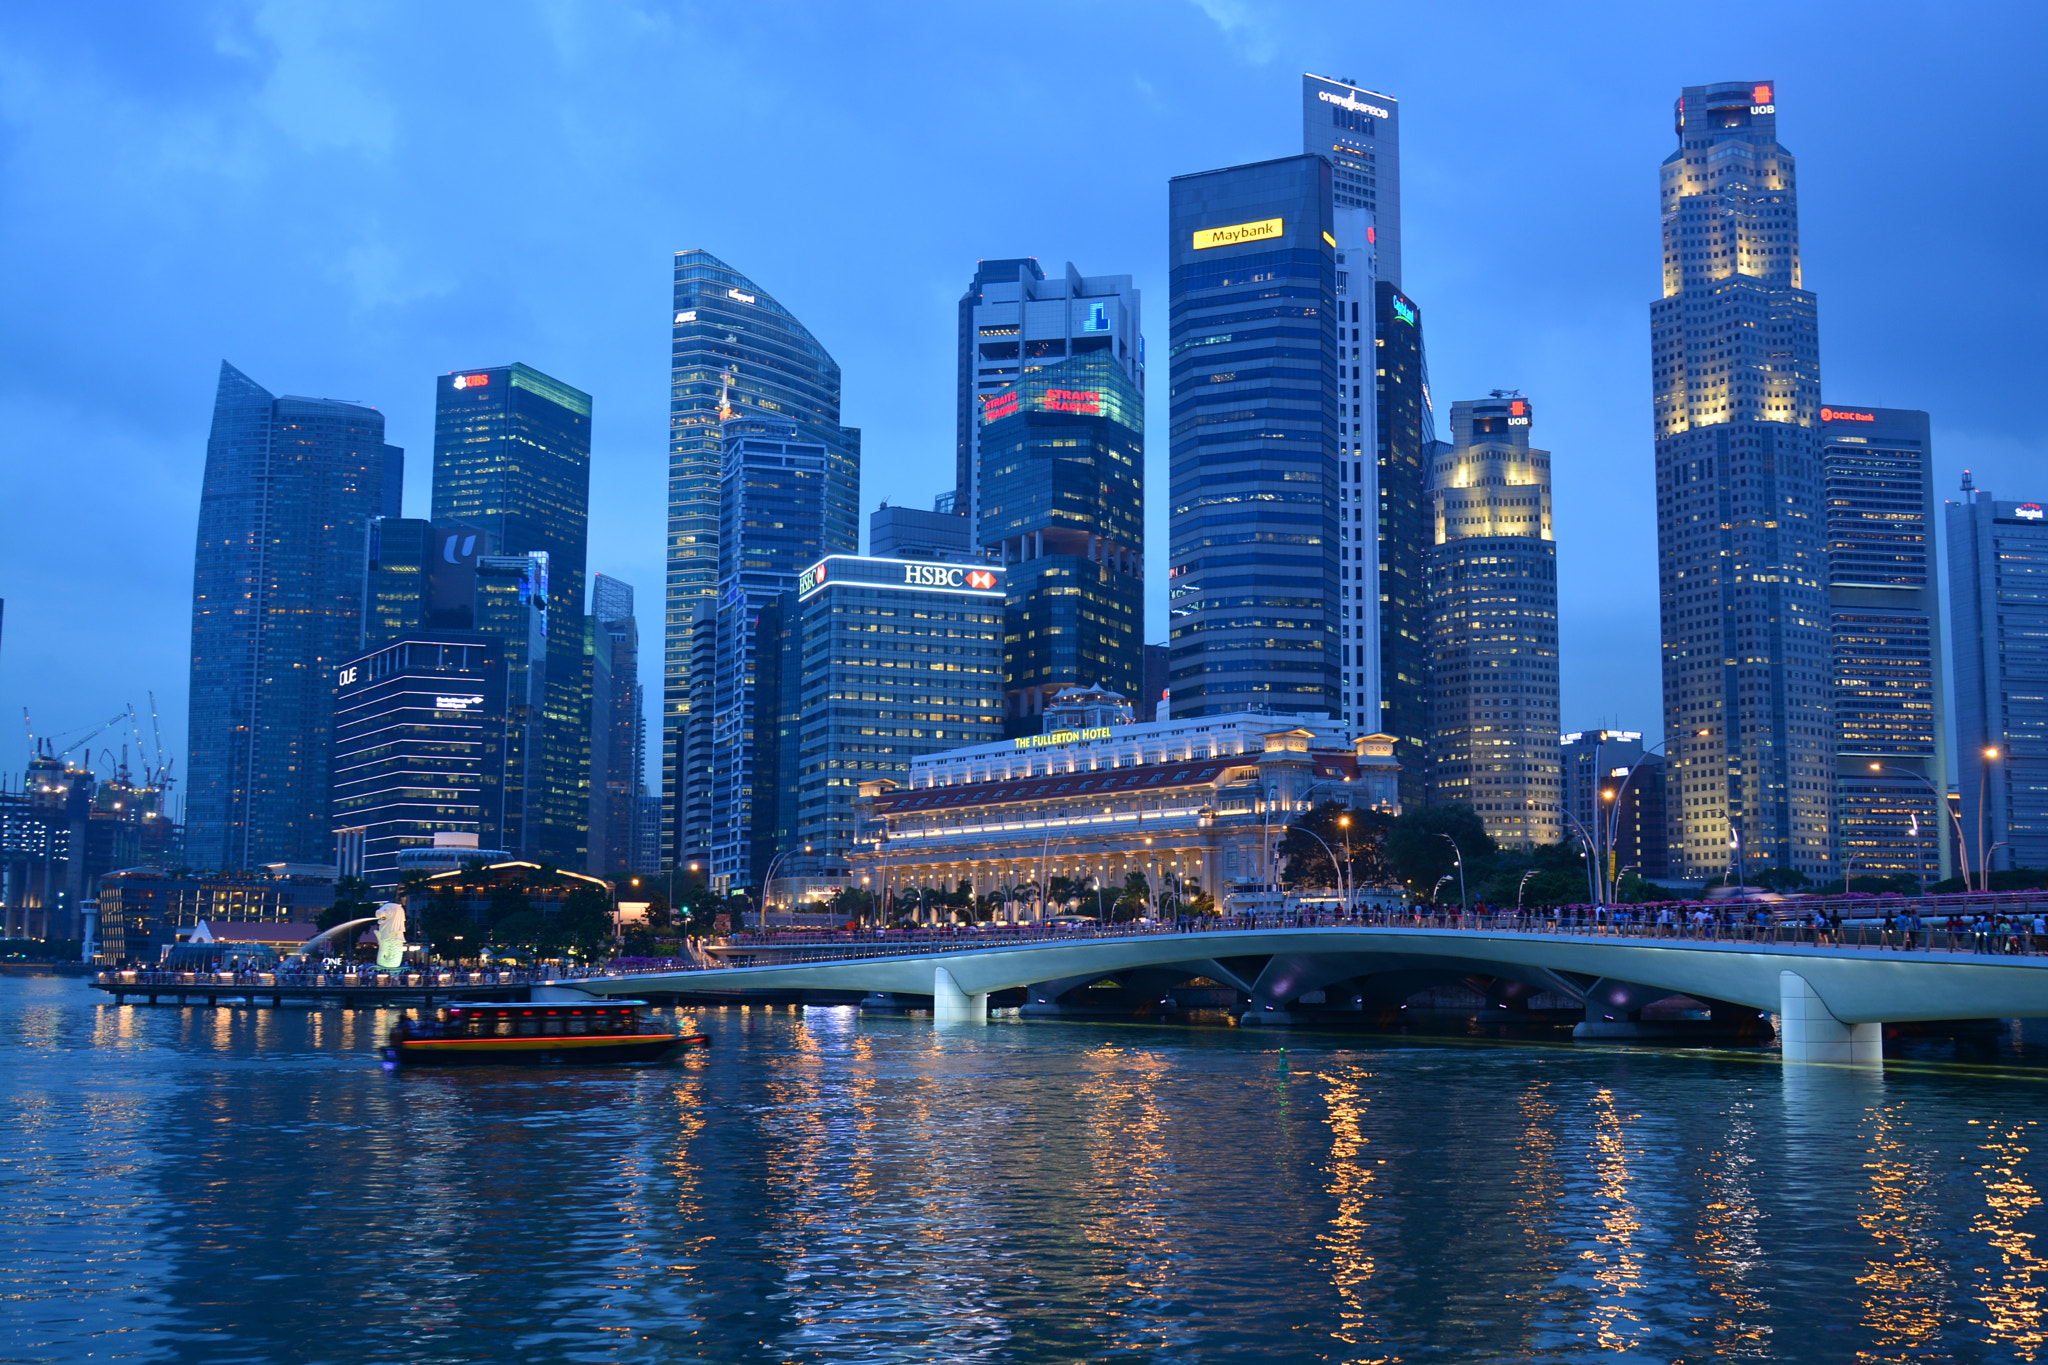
[4, 975, 2047, 1363]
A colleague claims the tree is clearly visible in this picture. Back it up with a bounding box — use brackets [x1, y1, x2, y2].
[487, 879, 534, 928]
[490, 909, 547, 953]
[1385, 805, 1496, 892]
[318, 875, 378, 933]
[1278, 802, 1394, 893]
[551, 883, 614, 959]
[422, 897, 477, 959]
[1112, 871, 1150, 922]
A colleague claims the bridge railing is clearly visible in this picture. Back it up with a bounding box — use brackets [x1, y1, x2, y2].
[597, 900, 2048, 975]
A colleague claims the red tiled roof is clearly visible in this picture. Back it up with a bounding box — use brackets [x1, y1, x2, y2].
[873, 757, 1260, 815]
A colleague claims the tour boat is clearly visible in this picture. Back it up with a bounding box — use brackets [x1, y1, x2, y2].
[384, 999, 707, 1067]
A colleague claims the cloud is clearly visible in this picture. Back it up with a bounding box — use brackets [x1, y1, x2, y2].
[1187, 0, 1278, 63]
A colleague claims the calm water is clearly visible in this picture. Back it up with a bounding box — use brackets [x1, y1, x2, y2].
[4, 976, 2048, 1363]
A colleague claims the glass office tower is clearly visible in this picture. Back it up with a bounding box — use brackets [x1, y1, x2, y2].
[791, 555, 1006, 877]
[432, 363, 593, 870]
[706, 417, 859, 893]
[1375, 282, 1435, 806]
[1302, 74, 1401, 287]
[1946, 479, 2048, 875]
[956, 257, 1045, 509]
[360, 518, 493, 649]
[187, 361, 391, 871]
[667, 250, 858, 870]
[1653, 81, 1833, 882]
[1424, 394, 1562, 848]
[968, 264, 1143, 732]
[1166, 155, 1341, 719]
[1823, 405, 1950, 886]
[587, 574, 646, 879]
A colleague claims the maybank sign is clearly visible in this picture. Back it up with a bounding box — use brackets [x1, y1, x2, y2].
[1193, 217, 1283, 251]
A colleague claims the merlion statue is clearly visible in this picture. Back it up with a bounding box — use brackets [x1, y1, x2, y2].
[374, 901, 408, 972]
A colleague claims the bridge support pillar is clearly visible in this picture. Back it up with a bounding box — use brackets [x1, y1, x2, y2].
[933, 967, 986, 1023]
[1778, 970, 1881, 1066]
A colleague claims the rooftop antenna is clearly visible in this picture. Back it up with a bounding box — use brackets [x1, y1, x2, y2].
[1961, 469, 1975, 494]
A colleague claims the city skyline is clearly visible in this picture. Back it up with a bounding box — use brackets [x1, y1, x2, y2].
[4, 5, 2042, 802]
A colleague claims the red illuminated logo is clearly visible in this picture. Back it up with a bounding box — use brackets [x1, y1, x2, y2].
[1042, 388, 1102, 414]
[1753, 83, 1774, 106]
[1366, 226, 1376, 245]
[451, 372, 491, 390]
[815, 562, 828, 584]
[1509, 400, 1527, 417]
[966, 570, 996, 590]
[1820, 407, 1874, 423]
[982, 391, 1020, 423]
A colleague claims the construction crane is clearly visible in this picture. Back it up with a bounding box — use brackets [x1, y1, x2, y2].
[146, 690, 175, 795]
[48, 709, 133, 763]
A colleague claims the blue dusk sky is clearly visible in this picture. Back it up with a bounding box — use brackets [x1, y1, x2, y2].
[2, 1, 2040, 798]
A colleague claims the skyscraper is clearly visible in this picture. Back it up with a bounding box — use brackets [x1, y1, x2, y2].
[187, 362, 392, 871]
[472, 551, 550, 857]
[790, 554, 1006, 878]
[587, 574, 645, 879]
[1425, 394, 1562, 848]
[706, 416, 859, 892]
[956, 258, 1044, 509]
[1946, 480, 2048, 875]
[1302, 75, 1401, 287]
[1167, 155, 1341, 720]
[968, 261, 1144, 732]
[870, 500, 976, 563]
[667, 250, 857, 870]
[1375, 282, 1435, 803]
[359, 518, 492, 649]
[1823, 406, 1950, 886]
[432, 363, 593, 869]
[1653, 81, 1833, 882]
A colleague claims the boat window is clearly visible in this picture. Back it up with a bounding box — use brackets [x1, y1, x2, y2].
[543, 1018, 563, 1035]
[517, 1019, 537, 1037]
[567, 1017, 587, 1035]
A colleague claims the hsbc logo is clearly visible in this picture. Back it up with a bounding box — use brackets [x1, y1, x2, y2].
[967, 570, 996, 590]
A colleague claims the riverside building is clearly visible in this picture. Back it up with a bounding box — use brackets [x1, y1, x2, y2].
[329, 634, 505, 887]
[786, 555, 1007, 882]
[1167, 155, 1342, 721]
[1652, 81, 1833, 882]
[587, 575, 647, 880]
[432, 363, 594, 870]
[187, 362, 401, 872]
[705, 417, 859, 894]
[667, 251, 859, 870]
[1424, 394, 1562, 848]
[963, 261, 1145, 732]
[852, 697, 1399, 918]
[1946, 479, 2048, 874]
[1823, 406, 1950, 885]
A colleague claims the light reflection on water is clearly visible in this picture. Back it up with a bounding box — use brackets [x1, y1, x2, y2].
[3, 977, 2047, 1364]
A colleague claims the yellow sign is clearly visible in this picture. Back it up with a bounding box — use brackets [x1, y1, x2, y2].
[1013, 726, 1114, 750]
[1192, 217, 1283, 251]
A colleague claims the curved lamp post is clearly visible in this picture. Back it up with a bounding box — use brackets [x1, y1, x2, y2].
[1868, 760, 1969, 892]
[1435, 832, 1468, 916]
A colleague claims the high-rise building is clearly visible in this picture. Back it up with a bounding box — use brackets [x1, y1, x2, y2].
[1302, 74, 1401, 287]
[1946, 480, 2048, 874]
[472, 552, 551, 858]
[432, 363, 593, 870]
[705, 417, 859, 892]
[587, 574, 645, 879]
[360, 518, 493, 649]
[1425, 394, 1562, 848]
[1561, 730, 1646, 851]
[870, 499, 976, 563]
[1167, 155, 1341, 720]
[1653, 81, 1832, 882]
[956, 258, 1044, 509]
[1823, 405, 1950, 886]
[968, 262, 1144, 732]
[187, 362, 392, 872]
[789, 555, 1006, 878]
[1375, 283, 1435, 804]
[667, 251, 858, 871]
[330, 634, 505, 888]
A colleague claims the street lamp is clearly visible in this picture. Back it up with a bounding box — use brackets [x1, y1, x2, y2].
[1868, 760, 1965, 891]
[1291, 823, 1352, 920]
[1435, 832, 1467, 916]
[1979, 746, 2002, 891]
[1517, 868, 1536, 915]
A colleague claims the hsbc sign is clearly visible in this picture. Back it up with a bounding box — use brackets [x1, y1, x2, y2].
[903, 564, 1000, 590]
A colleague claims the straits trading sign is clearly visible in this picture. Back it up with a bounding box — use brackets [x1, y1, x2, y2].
[1014, 725, 1115, 750]
[1193, 217, 1283, 251]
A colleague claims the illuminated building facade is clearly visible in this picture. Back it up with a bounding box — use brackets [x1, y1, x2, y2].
[587, 574, 647, 880]
[330, 634, 505, 888]
[1375, 282, 1436, 804]
[1946, 481, 2048, 874]
[962, 262, 1143, 733]
[432, 363, 593, 870]
[359, 518, 493, 649]
[955, 257, 1044, 509]
[1425, 394, 1562, 848]
[667, 251, 858, 871]
[706, 418, 859, 892]
[788, 555, 1006, 879]
[1652, 81, 1833, 881]
[1823, 406, 1950, 885]
[852, 706, 1398, 918]
[1302, 74, 1401, 286]
[187, 362, 396, 872]
[1167, 155, 1341, 721]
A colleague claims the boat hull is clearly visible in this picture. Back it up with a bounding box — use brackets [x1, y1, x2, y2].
[385, 1033, 708, 1067]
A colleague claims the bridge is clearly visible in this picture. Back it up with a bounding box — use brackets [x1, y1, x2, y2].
[546, 922, 2048, 1066]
